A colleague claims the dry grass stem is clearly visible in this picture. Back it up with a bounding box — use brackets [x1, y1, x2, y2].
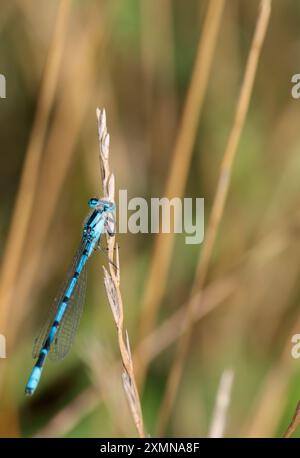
[0, 0, 70, 335]
[2, 0, 297, 439]
[35, 212, 293, 438]
[208, 369, 235, 438]
[0, 3, 71, 429]
[136, 0, 225, 387]
[157, 0, 272, 435]
[34, 276, 232, 438]
[97, 108, 145, 438]
[10, 11, 101, 346]
[284, 401, 300, 438]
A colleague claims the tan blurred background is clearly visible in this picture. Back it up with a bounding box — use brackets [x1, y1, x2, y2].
[0, 0, 300, 438]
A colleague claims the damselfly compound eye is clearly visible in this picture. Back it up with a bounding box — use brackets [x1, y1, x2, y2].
[88, 197, 99, 208]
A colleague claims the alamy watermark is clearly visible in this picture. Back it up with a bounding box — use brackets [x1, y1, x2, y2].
[291, 334, 300, 359]
[114, 190, 204, 244]
[0, 74, 6, 99]
[291, 74, 300, 99]
[0, 334, 6, 358]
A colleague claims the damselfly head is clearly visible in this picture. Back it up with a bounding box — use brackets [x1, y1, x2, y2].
[88, 197, 115, 212]
[88, 197, 99, 208]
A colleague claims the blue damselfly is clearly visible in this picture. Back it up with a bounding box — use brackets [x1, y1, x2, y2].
[25, 198, 115, 395]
